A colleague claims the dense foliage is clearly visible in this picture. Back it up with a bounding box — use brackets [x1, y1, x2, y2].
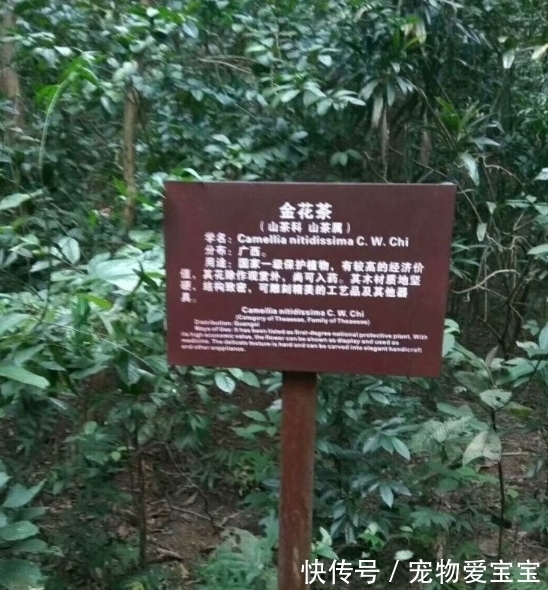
[1, 0, 548, 588]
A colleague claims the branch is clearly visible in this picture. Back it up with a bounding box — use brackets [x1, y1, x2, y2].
[452, 269, 519, 294]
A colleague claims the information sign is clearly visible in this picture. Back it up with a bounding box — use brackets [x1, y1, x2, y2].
[165, 182, 455, 377]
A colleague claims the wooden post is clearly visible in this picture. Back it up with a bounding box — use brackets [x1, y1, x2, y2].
[278, 371, 317, 590]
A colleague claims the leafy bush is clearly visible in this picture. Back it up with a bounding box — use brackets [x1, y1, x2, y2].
[0, 460, 56, 590]
[195, 528, 277, 590]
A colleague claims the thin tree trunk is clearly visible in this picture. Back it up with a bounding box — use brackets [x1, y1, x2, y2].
[0, 2, 24, 143]
[122, 85, 139, 230]
[121, 0, 151, 231]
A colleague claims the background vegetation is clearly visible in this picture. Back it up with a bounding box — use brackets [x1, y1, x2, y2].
[1, 0, 548, 588]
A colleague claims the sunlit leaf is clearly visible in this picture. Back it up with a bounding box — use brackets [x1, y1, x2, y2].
[539, 324, 548, 349]
[395, 549, 414, 561]
[0, 366, 49, 389]
[214, 372, 236, 394]
[479, 389, 511, 410]
[54, 237, 80, 265]
[459, 153, 479, 185]
[360, 79, 379, 101]
[532, 43, 548, 60]
[502, 50, 515, 69]
[2, 481, 45, 509]
[476, 222, 487, 242]
[279, 89, 300, 104]
[0, 193, 34, 212]
[371, 94, 383, 128]
[182, 20, 199, 39]
[534, 168, 548, 181]
[318, 54, 332, 67]
[462, 429, 501, 465]
[528, 244, 548, 256]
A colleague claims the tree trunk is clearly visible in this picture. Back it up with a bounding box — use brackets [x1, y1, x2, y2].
[0, 1, 24, 140]
[122, 85, 139, 230]
[121, 0, 151, 231]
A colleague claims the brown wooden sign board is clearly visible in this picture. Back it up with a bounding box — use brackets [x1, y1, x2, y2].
[164, 182, 456, 377]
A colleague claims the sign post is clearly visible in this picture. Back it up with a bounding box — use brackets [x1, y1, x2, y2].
[279, 372, 317, 590]
[164, 182, 456, 589]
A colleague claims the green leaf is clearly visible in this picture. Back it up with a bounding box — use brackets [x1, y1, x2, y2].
[212, 134, 231, 145]
[0, 315, 30, 336]
[239, 371, 260, 388]
[82, 294, 112, 310]
[502, 50, 515, 69]
[0, 559, 43, 590]
[214, 372, 236, 394]
[386, 83, 395, 106]
[227, 368, 243, 379]
[539, 324, 548, 349]
[437, 402, 468, 417]
[392, 438, 411, 460]
[88, 258, 142, 291]
[330, 151, 348, 167]
[462, 429, 501, 465]
[0, 522, 39, 542]
[379, 484, 394, 507]
[528, 244, 548, 256]
[370, 391, 390, 405]
[0, 512, 7, 528]
[476, 222, 487, 242]
[480, 389, 511, 410]
[12, 346, 45, 368]
[532, 43, 548, 60]
[30, 260, 61, 273]
[182, 21, 199, 39]
[395, 549, 414, 561]
[232, 424, 266, 439]
[0, 474, 10, 493]
[361, 79, 379, 101]
[0, 366, 49, 389]
[0, 193, 33, 212]
[534, 168, 548, 181]
[318, 54, 332, 67]
[243, 411, 266, 422]
[54, 46, 72, 57]
[117, 359, 141, 387]
[459, 153, 479, 185]
[246, 43, 267, 54]
[2, 481, 45, 510]
[54, 237, 80, 264]
[316, 98, 332, 115]
[442, 333, 455, 357]
[279, 89, 300, 104]
[371, 94, 383, 128]
[302, 90, 320, 107]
